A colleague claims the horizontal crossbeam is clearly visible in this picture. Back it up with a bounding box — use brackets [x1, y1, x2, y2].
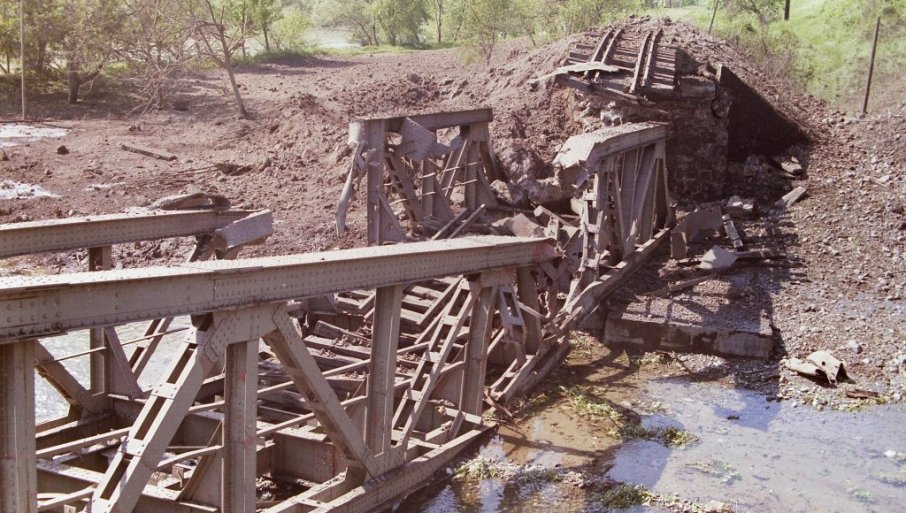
[0, 210, 255, 258]
[0, 236, 556, 342]
[357, 108, 493, 132]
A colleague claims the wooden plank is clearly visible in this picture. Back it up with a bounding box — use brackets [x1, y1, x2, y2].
[119, 142, 177, 161]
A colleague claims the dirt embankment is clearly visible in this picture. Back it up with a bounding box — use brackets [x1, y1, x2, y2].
[1, 17, 903, 405]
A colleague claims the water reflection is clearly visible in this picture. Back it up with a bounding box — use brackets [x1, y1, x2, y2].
[398, 378, 906, 513]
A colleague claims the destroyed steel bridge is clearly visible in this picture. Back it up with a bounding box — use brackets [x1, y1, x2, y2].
[0, 34, 770, 513]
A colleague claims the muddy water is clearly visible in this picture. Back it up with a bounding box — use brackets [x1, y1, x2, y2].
[398, 351, 906, 513]
[0, 180, 60, 200]
[0, 123, 68, 148]
[36, 319, 189, 423]
[606, 379, 905, 512]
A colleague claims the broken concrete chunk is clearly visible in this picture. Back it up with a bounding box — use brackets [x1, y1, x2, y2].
[489, 179, 526, 207]
[776, 186, 807, 210]
[670, 204, 723, 259]
[492, 213, 545, 238]
[780, 159, 803, 176]
[725, 195, 755, 219]
[785, 350, 847, 386]
[397, 118, 448, 160]
[212, 210, 274, 251]
[699, 246, 738, 271]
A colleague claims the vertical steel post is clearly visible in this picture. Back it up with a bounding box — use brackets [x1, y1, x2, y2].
[365, 285, 404, 456]
[222, 339, 258, 513]
[460, 279, 499, 415]
[862, 16, 881, 116]
[88, 246, 113, 397]
[0, 340, 37, 513]
[366, 119, 386, 245]
[784, 0, 790, 21]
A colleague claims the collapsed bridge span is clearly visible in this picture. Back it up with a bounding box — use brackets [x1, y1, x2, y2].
[1, 105, 676, 513]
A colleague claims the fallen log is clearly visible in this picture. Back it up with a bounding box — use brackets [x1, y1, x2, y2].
[120, 142, 178, 161]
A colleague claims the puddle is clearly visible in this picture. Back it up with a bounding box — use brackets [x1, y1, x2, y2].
[605, 378, 906, 513]
[398, 359, 906, 513]
[0, 123, 69, 148]
[0, 180, 60, 199]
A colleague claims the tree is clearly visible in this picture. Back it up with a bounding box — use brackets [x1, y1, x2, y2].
[252, 0, 282, 52]
[313, 0, 381, 46]
[0, 0, 18, 73]
[556, 0, 637, 35]
[374, 0, 428, 46]
[449, 0, 513, 63]
[114, 0, 197, 110]
[181, 0, 251, 118]
[271, 3, 313, 51]
[58, 0, 124, 103]
[431, 0, 444, 43]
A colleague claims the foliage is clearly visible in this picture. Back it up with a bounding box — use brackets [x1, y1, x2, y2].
[113, 0, 196, 109]
[312, 0, 380, 45]
[593, 483, 655, 509]
[448, 0, 514, 63]
[687, 459, 740, 484]
[374, 0, 428, 46]
[560, 385, 625, 424]
[555, 0, 639, 35]
[271, 3, 313, 51]
[455, 455, 500, 480]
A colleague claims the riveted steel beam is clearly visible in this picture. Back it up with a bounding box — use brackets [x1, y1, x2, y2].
[0, 236, 557, 343]
[0, 210, 256, 258]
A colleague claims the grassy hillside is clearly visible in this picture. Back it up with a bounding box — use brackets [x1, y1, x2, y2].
[661, 0, 905, 113]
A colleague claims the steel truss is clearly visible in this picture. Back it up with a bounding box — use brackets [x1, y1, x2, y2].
[0, 233, 555, 513]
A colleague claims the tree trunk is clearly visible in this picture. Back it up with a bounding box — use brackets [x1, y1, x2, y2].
[371, 16, 379, 46]
[67, 71, 81, 104]
[66, 60, 81, 105]
[223, 56, 248, 119]
[263, 23, 270, 52]
[436, 0, 443, 44]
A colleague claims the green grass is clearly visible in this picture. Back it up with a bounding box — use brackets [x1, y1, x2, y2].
[687, 459, 741, 484]
[593, 483, 655, 509]
[560, 385, 624, 424]
[657, 0, 906, 111]
[455, 456, 500, 481]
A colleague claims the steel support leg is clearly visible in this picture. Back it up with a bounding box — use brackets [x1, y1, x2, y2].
[365, 285, 403, 457]
[460, 274, 501, 415]
[88, 245, 112, 397]
[0, 340, 37, 513]
[222, 340, 258, 513]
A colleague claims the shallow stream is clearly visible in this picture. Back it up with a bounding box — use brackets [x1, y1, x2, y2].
[398, 359, 906, 513]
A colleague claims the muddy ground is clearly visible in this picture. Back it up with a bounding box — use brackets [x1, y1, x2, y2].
[1, 20, 904, 415]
